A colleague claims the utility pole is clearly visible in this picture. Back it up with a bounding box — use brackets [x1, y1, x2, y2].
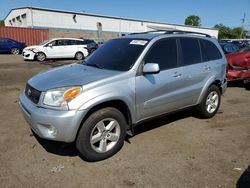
[240, 13, 246, 39]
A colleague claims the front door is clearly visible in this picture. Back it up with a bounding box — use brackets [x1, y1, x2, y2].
[44, 39, 68, 58]
[135, 38, 187, 122]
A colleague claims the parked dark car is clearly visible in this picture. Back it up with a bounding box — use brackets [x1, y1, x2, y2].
[231, 40, 248, 48]
[219, 42, 240, 54]
[239, 46, 250, 53]
[0, 38, 26, 55]
[80, 39, 98, 54]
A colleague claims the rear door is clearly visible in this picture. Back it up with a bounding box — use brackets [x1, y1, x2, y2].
[200, 39, 225, 79]
[135, 38, 187, 121]
[65, 40, 77, 58]
[178, 37, 210, 105]
[76, 40, 87, 54]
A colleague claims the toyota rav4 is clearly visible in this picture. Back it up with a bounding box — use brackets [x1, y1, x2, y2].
[19, 30, 227, 161]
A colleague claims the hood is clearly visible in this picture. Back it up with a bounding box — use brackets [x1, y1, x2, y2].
[28, 63, 120, 91]
[24, 45, 39, 50]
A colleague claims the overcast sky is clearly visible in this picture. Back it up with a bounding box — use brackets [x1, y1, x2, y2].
[1, 0, 249, 29]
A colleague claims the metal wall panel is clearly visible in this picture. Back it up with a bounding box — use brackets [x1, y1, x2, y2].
[0, 26, 49, 46]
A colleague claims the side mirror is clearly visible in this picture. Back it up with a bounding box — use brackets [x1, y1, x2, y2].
[48, 43, 53, 47]
[143, 63, 160, 74]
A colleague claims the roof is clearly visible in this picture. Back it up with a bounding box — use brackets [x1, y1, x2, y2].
[49, 37, 84, 41]
[125, 30, 213, 40]
[5, 6, 218, 31]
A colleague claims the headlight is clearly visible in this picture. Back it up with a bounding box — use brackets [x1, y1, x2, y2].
[27, 48, 35, 51]
[43, 86, 82, 107]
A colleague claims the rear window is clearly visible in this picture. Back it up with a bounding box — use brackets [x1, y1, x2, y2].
[180, 38, 201, 65]
[201, 40, 222, 61]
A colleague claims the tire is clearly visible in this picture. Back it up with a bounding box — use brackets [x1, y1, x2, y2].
[197, 85, 221, 119]
[10, 48, 20, 55]
[90, 49, 96, 54]
[76, 107, 127, 161]
[75, 52, 84, 60]
[36, 52, 46, 62]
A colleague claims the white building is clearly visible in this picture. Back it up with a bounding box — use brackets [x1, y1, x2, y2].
[4, 7, 219, 38]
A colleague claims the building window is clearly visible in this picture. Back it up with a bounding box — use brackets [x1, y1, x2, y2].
[21, 13, 26, 19]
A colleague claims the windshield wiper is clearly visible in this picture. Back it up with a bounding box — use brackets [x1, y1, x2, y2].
[86, 63, 104, 69]
[81, 60, 104, 69]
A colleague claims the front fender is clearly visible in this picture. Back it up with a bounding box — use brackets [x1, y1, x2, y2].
[77, 93, 136, 123]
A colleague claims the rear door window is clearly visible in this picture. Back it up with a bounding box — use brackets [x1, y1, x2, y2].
[180, 38, 201, 65]
[68, 40, 77, 45]
[76, 40, 85, 45]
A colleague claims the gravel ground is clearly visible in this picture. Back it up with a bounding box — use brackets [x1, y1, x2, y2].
[0, 55, 249, 188]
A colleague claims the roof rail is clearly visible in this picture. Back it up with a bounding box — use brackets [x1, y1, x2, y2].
[129, 30, 211, 38]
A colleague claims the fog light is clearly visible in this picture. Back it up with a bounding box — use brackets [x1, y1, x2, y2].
[48, 126, 57, 136]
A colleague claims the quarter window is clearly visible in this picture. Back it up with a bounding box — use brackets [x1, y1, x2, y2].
[201, 40, 222, 61]
[180, 38, 201, 65]
[145, 39, 178, 70]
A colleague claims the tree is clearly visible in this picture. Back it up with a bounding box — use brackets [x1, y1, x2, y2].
[214, 24, 232, 39]
[231, 27, 248, 39]
[184, 15, 201, 26]
[0, 20, 4, 27]
[214, 23, 248, 39]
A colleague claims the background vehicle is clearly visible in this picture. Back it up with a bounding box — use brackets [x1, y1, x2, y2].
[231, 40, 248, 49]
[19, 31, 227, 161]
[226, 49, 250, 82]
[219, 41, 240, 54]
[22, 38, 89, 62]
[80, 39, 98, 54]
[0, 37, 26, 55]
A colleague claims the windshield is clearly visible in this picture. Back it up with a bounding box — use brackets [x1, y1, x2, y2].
[39, 40, 49, 46]
[83, 38, 148, 71]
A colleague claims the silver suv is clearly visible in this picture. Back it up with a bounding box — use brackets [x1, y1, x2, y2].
[19, 31, 227, 161]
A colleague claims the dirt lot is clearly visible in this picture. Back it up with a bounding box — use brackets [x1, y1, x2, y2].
[0, 54, 249, 188]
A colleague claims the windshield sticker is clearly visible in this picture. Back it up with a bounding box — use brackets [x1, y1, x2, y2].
[130, 40, 148, 45]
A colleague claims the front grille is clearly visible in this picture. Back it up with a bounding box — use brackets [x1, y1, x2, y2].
[25, 84, 41, 104]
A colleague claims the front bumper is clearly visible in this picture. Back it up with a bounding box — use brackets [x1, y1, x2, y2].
[19, 92, 87, 142]
[22, 50, 36, 60]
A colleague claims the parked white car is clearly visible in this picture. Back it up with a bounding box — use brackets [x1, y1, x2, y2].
[22, 38, 89, 61]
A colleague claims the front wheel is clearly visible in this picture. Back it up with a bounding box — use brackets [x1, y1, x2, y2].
[197, 85, 221, 119]
[36, 52, 46, 62]
[76, 107, 127, 161]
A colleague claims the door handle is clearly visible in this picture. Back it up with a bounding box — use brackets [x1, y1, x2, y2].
[172, 72, 182, 77]
[204, 65, 211, 70]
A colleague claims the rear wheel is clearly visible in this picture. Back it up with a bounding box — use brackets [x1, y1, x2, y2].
[75, 52, 84, 60]
[36, 52, 46, 62]
[76, 107, 127, 161]
[10, 48, 20, 55]
[197, 85, 221, 118]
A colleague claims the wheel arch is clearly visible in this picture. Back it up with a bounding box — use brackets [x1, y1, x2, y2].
[75, 99, 132, 142]
[75, 51, 84, 57]
[35, 51, 47, 57]
[197, 77, 222, 104]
